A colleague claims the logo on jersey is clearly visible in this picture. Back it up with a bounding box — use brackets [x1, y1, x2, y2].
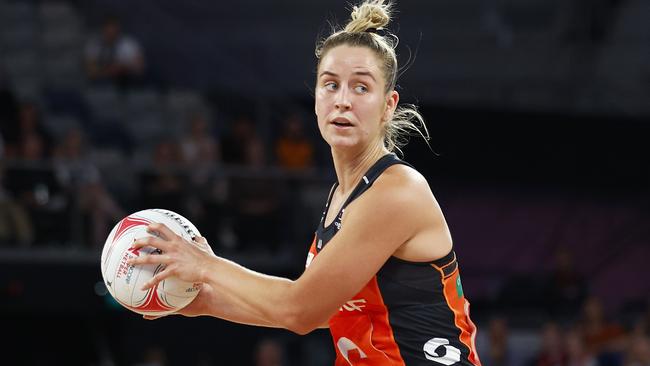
[339, 299, 366, 312]
[334, 209, 345, 230]
[456, 276, 464, 298]
[423, 338, 461, 365]
[337, 337, 367, 364]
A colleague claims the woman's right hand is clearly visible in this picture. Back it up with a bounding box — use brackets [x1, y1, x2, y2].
[143, 281, 217, 320]
[142, 236, 216, 320]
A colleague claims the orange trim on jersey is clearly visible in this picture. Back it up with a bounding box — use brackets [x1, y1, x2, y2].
[464, 299, 481, 366]
[430, 263, 482, 366]
[305, 235, 318, 269]
[309, 234, 317, 255]
[368, 277, 406, 366]
[328, 276, 407, 366]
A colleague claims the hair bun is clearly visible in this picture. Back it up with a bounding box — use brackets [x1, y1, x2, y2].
[344, 0, 392, 33]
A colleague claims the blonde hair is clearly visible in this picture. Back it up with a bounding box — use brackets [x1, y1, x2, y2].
[315, 0, 429, 153]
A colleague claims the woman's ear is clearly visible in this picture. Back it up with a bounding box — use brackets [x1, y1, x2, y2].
[383, 90, 399, 122]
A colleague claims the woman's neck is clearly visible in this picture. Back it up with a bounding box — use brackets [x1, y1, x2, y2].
[331, 143, 389, 195]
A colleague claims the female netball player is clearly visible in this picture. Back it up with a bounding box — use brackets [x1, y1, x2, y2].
[129, 1, 481, 364]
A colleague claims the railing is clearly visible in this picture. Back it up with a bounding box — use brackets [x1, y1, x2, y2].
[0, 157, 335, 265]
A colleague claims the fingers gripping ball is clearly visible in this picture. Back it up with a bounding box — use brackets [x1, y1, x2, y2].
[100, 209, 202, 316]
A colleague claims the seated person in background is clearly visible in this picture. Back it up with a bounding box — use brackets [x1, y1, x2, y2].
[0, 163, 34, 247]
[139, 140, 187, 215]
[178, 112, 222, 236]
[4, 133, 69, 245]
[481, 316, 513, 366]
[532, 322, 568, 366]
[577, 296, 627, 365]
[180, 112, 220, 166]
[229, 138, 284, 252]
[84, 15, 146, 90]
[53, 127, 125, 249]
[542, 246, 589, 321]
[253, 338, 287, 366]
[221, 114, 258, 165]
[2, 102, 53, 159]
[565, 326, 597, 366]
[624, 331, 650, 366]
[274, 111, 315, 171]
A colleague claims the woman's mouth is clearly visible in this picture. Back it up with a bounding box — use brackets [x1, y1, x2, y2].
[331, 117, 354, 128]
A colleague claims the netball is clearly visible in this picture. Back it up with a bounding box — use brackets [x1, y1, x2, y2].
[100, 208, 202, 316]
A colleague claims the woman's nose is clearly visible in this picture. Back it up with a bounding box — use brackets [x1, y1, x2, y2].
[334, 88, 351, 110]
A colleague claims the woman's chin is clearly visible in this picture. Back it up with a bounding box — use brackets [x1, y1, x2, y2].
[326, 135, 360, 149]
[329, 142, 359, 152]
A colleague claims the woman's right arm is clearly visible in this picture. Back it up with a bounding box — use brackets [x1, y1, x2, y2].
[131, 167, 424, 334]
[171, 282, 284, 327]
[155, 269, 329, 329]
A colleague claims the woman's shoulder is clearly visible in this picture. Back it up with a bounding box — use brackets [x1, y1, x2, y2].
[364, 162, 435, 211]
[379, 162, 430, 193]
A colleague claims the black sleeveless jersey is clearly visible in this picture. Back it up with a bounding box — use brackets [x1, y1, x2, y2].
[305, 153, 481, 366]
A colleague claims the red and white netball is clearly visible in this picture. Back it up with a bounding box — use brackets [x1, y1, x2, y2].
[100, 208, 202, 316]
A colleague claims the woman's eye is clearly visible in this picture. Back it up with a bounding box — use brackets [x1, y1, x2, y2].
[354, 85, 368, 93]
[324, 82, 337, 91]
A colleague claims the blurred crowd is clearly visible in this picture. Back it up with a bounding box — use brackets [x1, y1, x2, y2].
[1, 8, 324, 254]
[0, 81, 323, 253]
[477, 247, 650, 366]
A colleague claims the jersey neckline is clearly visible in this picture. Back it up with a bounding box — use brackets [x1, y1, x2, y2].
[320, 153, 398, 231]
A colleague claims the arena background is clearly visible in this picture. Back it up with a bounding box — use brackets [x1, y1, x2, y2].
[1, 0, 649, 365]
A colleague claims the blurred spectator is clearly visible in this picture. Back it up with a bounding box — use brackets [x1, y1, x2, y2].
[0, 164, 34, 247]
[577, 296, 627, 365]
[84, 15, 146, 91]
[273, 109, 319, 247]
[481, 316, 513, 366]
[274, 111, 315, 171]
[229, 138, 284, 252]
[641, 302, 650, 336]
[178, 111, 226, 244]
[624, 333, 650, 366]
[253, 338, 287, 366]
[221, 115, 286, 251]
[542, 246, 589, 321]
[53, 127, 125, 249]
[221, 114, 258, 165]
[566, 327, 597, 366]
[3, 102, 69, 245]
[179, 112, 220, 166]
[2, 102, 54, 159]
[133, 345, 167, 366]
[139, 140, 187, 215]
[3, 141, 69, 245]
[532, 322, 568, 366]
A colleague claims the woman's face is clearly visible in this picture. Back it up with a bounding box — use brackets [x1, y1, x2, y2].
[315, 45, 397, 152]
